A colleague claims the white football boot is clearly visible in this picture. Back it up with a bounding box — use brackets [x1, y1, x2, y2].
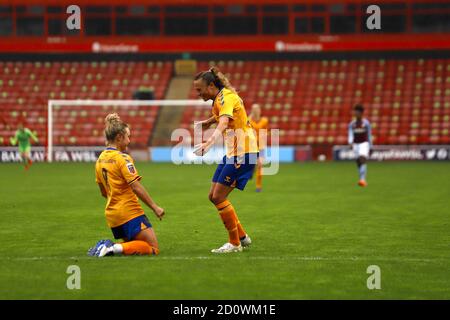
[96, 243, 114, 257]
[240, 235, 252, 248]
[211, 242, 243, 253]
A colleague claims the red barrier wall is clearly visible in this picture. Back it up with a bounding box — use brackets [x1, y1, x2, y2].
[1, 34, 450, 53]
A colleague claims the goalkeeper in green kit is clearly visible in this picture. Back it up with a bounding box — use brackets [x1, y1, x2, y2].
[10, 122, 39, 170]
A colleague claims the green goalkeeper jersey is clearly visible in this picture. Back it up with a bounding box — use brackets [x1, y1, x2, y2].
[10, 128, 38, 150]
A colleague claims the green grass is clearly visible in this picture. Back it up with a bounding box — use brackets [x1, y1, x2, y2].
[0, 161, 449, 299]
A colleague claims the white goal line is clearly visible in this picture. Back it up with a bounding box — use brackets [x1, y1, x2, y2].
[3, 256, 444, 263]
[47, 99, 211, 162]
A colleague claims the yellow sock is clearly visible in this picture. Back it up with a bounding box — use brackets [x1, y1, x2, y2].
[121, 241, 159, 255]
[216, 200, 240, 246]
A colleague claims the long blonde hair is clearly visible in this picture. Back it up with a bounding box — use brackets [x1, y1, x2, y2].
[104, 113, 128, 143]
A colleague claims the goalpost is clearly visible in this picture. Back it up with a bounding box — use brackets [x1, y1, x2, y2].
[47, 99, 210, 162]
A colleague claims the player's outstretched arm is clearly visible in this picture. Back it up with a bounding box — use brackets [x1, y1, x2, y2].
[194, 116, 229, 156]
[30, 130, 39, 143]
[130, 180, 165, 220]
[10, 131, 18, 146]
[195, 116, 217, 131]
[24, 128, 39, 143]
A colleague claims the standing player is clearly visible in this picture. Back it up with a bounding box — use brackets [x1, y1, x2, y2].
[88, 113, 165, 257]
[10, 122, 38, 170]
[193, 67, 258, 253]
[348, 104, 372, 187]
[249, 103, 269, 192]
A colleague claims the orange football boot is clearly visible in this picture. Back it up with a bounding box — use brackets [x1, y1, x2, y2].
[358, 180, 367, 187]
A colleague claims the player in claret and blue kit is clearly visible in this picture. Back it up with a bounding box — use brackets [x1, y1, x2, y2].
[348, 104, 372, 187]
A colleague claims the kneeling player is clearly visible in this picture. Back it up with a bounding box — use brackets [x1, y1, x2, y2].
[88, 113, 165, 257]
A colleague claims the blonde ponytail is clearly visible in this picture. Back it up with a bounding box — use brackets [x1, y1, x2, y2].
[104, 113, 129, 143]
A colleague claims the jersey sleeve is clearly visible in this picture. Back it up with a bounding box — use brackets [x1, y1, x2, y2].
[95, 162, 101, 184]
[26, 128, 38, 142]
[365, 120, 373, 146]
[348, 122, 354, 144]
[118, 154, 142, 185]
[218, 93, 237, 119]
[10, 130, 19, 146]
[262, 117, 269, 129]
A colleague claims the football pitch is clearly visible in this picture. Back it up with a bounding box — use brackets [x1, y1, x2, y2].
[0, 161, 449, 299]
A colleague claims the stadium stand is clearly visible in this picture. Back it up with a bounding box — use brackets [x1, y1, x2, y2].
[1, 58, 449, 147]
[0, 61, 172, 147]
[184, 59, 450, 145]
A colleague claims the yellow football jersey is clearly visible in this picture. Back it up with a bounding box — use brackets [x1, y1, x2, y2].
[250, 117, 269, 150]
[212, 88, 259, 157]
[95, 148, 144, 228]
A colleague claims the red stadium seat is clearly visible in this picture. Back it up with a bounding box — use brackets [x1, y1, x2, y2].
[182, 59, 449, 146]
[3, 61, 173, 147]
[4, 58, 449, 148]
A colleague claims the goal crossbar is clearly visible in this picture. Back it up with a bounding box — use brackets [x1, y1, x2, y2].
[47, 99, 210, 162]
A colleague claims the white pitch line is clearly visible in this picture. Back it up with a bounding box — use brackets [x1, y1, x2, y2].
[1, 256, 446, 263]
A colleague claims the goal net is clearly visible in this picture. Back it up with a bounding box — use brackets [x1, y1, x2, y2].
[47, 99, 210, 162]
